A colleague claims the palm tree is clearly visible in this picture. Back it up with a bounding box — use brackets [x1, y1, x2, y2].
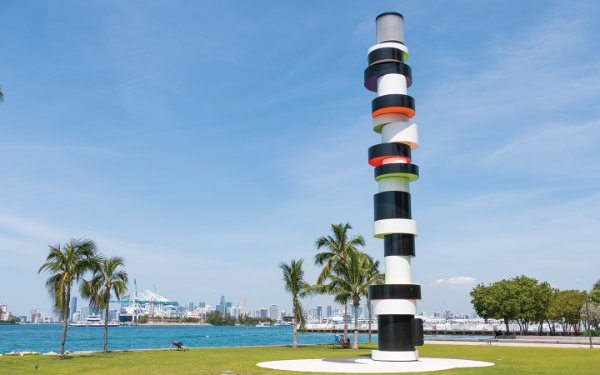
[80, 256, 128, 352]
[314, 223, 365, 337]
[279, 259, 311, 348]
[323, 251, 375, 349]
[362, 259, 384, 343]
[38, 239, 99, 357]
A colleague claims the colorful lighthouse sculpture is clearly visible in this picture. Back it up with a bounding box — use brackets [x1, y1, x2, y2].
[366, 12, 424, 362]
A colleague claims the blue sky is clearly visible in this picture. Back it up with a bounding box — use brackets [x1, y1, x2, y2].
[1, 0, 600, 317]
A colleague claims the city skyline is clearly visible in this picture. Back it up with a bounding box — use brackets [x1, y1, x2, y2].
[2, 1, 600, 317]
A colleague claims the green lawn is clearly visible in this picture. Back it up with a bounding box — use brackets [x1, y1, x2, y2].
[1, 343, 598, 375]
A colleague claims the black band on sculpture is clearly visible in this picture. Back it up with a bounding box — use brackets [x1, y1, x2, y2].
[372, 94, 415, 112]
[364, 62, 412, 91]
[377, 314, 414, 352]
[369, 284, 421, 300]
[384, 234, 415, 256]
[374, 191, 412, 220]
[411, 318, 424, 346]
[368, 48, 405, 65]
[374, 163, 419, 180]
[368, 143, 412, 163]
[376, 12, 404, 20]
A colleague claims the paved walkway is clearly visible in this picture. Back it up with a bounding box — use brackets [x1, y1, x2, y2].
[427, 335, 599, 349]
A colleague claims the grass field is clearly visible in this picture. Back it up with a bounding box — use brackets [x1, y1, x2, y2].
[1, 343, 598, 375]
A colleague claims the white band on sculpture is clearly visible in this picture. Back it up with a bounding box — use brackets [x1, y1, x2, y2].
[374, 218, 417, 238]
[380, 122, 419, 149]
[377, 74, 407, 96]
[373, 299, 417, 315]
[385, 256, 412, 284]
[378, 177, 410, 193]
[368, 41, 409, 60]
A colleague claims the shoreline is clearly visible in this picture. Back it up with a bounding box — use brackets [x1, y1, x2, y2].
[3, 336, 599, 357]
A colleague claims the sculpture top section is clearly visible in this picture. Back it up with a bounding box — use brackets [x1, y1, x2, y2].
[376, 12, 405, 44]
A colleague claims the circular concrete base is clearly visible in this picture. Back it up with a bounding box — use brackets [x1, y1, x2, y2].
[257, 357, 494, 373]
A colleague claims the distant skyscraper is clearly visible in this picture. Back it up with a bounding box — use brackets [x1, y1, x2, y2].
[239, 297, 247, 315]
[30, 306, 37, 323]
[326, 305, 332, 318]
[225, 302, 233, 316]
[316, 305, 323, 320]
[219, 296, 226, 315]
[0, 304, 8, 321]
[70, 297, 78, 322]
[260, 308, 269, 318]
[269, 304, 279, 320]
[198, 302, 206, 308]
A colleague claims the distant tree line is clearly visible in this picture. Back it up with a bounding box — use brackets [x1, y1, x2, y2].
[202, 311, 273, 326]
[0, 314, 21, 324]
[470, 275, 600, 336]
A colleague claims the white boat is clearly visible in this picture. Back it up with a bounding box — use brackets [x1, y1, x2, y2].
[255, 321, 273, 327]
[70, 315, 119, 327]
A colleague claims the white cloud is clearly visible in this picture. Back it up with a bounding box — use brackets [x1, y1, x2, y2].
[432, 277, 477, 286]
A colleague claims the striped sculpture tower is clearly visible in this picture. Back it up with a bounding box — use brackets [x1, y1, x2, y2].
[366, 12, 424, 362]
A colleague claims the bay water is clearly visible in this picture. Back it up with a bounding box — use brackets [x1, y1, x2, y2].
[0, 324, 374, 353]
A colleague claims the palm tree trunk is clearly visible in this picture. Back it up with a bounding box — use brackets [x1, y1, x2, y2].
[293, 317, 298, 348]
[343, 302, 348, 338]
[367, 300, 372, 343]
[352, 303, 359, 349]
[292, 296, 298, 348]
[60, 284, 71, 357]
[104, 299, 110, 352]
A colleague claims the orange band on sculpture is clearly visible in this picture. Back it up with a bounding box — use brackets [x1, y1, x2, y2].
[372, 107, 416, 118]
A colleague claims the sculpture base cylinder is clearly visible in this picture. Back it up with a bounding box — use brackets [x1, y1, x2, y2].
[371, 349, 419, 362]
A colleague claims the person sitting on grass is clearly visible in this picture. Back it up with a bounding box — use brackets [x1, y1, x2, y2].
[342, 335, 351, 349]
[170, 340, 189, 351]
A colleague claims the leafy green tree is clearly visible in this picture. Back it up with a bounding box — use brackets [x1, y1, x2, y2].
[547, 290, 586, 335]
[581, 297, 600, 332]
[279, 259, 311, 348]
[38, 239, 99, 357]
[531, 282, 555, 334]
[510, 276, 552, 335]
[314, 223, 365, 337]
[589, 280, 600, 305]
[471, 279, 519, 334]
[80, 256, 128, 352]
